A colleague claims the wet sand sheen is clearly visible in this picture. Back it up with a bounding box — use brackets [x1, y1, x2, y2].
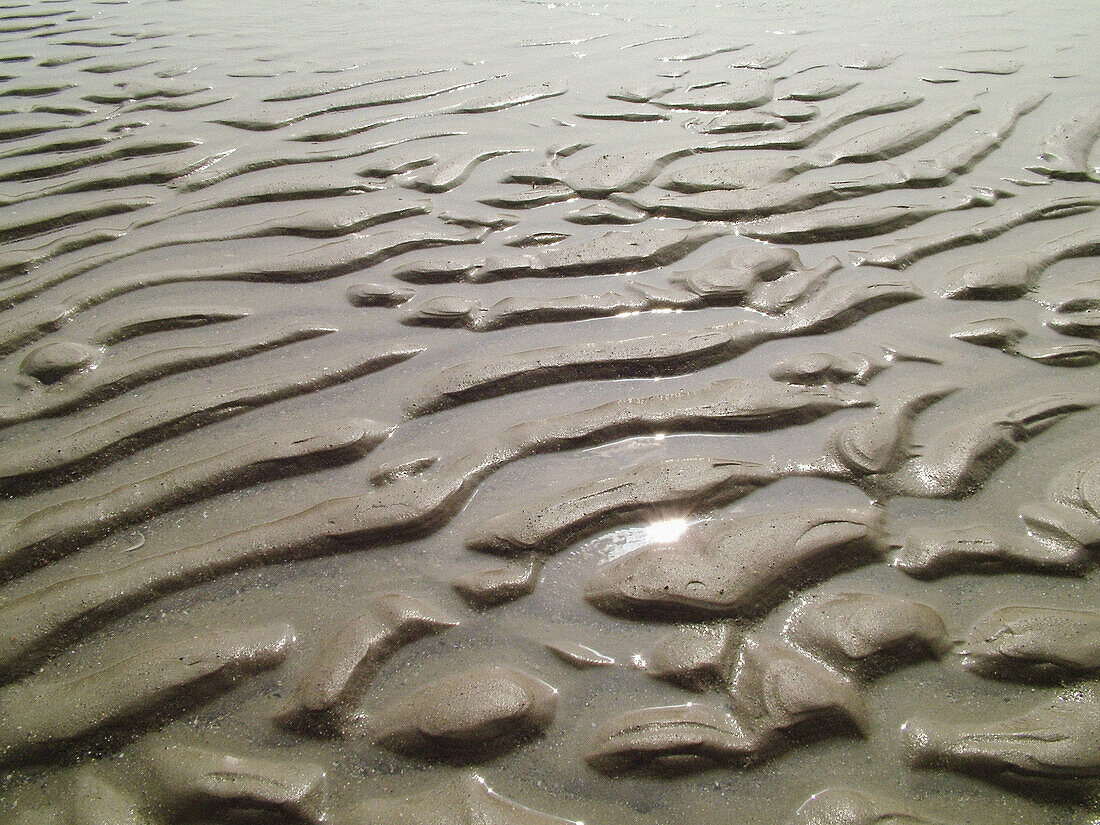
[0, 0, 1097, 823]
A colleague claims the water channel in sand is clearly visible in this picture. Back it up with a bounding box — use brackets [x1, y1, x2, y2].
[0, 0, 1098, 822]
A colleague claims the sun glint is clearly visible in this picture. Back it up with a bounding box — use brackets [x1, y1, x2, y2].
[644, 517, 689, 544]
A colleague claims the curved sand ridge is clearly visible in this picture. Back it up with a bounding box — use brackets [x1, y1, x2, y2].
[0, 1, 1097, 823]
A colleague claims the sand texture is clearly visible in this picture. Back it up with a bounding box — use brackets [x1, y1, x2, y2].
[0, 0, 1098, 822]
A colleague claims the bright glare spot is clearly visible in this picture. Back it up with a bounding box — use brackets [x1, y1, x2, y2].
[653, 432, 666, 441]
[645, 517, 688, 544]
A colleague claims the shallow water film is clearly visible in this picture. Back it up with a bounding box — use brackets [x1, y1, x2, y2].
[1, 0, 1099, 822]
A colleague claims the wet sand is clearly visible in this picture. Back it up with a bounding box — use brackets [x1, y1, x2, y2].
[0, 0, 1098, 822]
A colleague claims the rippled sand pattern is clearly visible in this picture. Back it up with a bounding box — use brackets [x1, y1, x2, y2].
[1, 0, 1098, 822]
